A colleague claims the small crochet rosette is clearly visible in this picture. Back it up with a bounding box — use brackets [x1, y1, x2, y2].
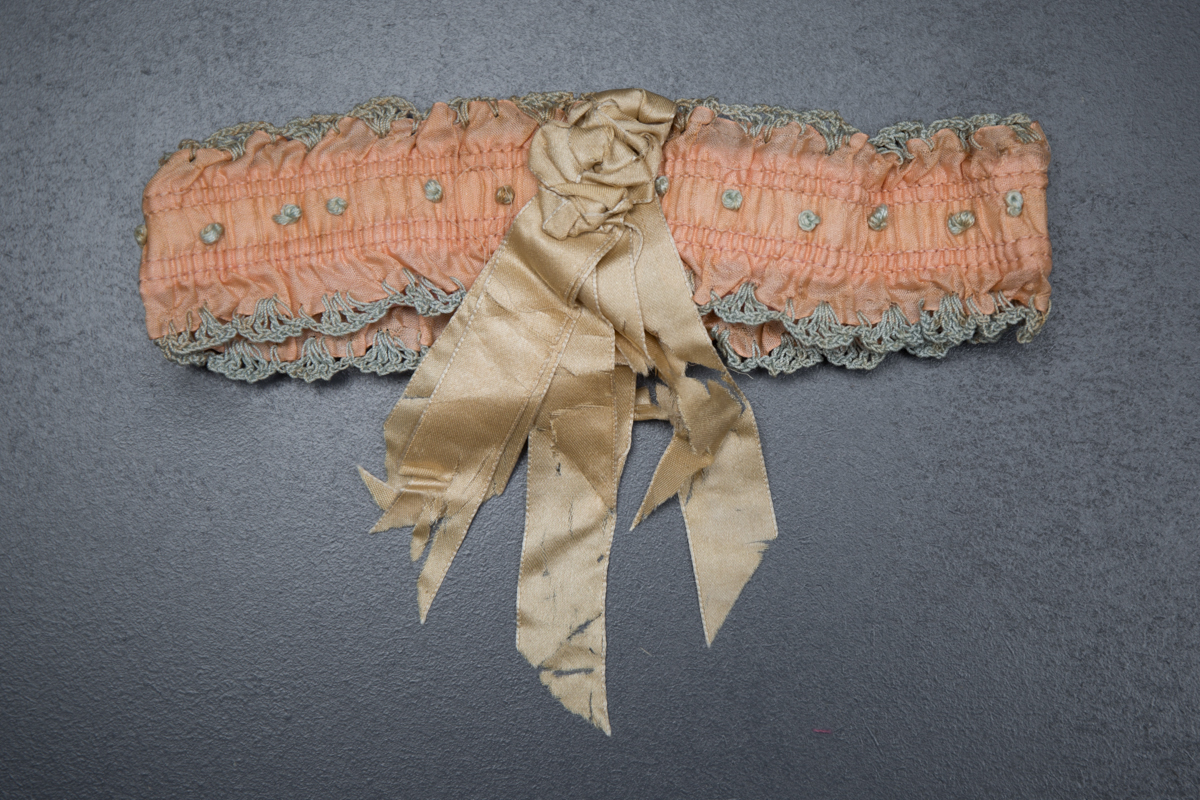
[137, 95, 1051, 381]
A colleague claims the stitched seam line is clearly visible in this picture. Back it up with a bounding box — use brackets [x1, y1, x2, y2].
[145, 150, 532, 205]
[668, 222, 1048, 256]
[669, 225, 1050, 270]
[142, 231, 1051, 284]
[141, 221, 514, 279]
[666, 149, 1047, 185]
[663, 168, 1049, 203]
[676, 245, 1053, 277]
[149, 153, 1044, 208]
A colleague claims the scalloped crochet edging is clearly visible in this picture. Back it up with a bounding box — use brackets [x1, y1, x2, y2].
[701, 283, 1048, 375]
[153, 281, 1048, 382]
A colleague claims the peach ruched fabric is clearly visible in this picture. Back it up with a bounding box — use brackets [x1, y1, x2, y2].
[139, 98, 1051, 364]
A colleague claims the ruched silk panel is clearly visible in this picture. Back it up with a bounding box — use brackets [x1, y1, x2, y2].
[139, 97, 1050, 370]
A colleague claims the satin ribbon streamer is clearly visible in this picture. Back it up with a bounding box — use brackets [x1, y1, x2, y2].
[361, 89, 777, 734]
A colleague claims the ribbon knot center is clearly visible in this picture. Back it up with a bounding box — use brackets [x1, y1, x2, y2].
[529, 88, 676, 240]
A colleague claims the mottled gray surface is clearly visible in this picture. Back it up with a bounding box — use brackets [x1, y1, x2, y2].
[2, 1, 1198, 797]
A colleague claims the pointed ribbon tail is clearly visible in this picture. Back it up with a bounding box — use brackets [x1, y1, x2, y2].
[517, 315, 636, 736]
[679, 394, 777, 645]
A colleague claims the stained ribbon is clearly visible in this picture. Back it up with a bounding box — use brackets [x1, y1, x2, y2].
[360, 89, 777, 734]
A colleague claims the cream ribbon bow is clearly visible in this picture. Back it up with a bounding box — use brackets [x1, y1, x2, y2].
[361, 88, 777, 734]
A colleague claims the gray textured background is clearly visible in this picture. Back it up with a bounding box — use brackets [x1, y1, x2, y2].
[2, 0, 1198, 797]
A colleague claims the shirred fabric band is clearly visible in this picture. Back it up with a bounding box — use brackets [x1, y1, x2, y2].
[136, 88, 1051, 732]
[139, 92, 1050, 381]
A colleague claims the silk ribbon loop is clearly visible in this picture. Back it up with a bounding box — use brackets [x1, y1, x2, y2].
[361, 88, 778, 734]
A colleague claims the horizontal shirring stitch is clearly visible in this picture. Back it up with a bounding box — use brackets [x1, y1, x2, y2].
[146, 202, 1043, 272]
[142, 239, 509, 285]
[143, 221, 510, 267]
[146, 150, 530, 201]
[675, 244, 1053, 278]
[142, 214, 517, 272]
[670, 223, 1050, 266]
[150, 155, 1043, 205]
[667, 222, 1048, 256]
[148, 148, 1044, 222]
[148, 153, 1043, 211]
[148, 134, 1043, 206]
[144, 216, 521, 258]
[144, 239, 506, 286]
[676, 246, 1050, 278]
[665, 149, 1047, 186]
[662, 158, 1046, 197]
[664, 169, 1048, 206]
[145, 156, 532, 212]
[144, 223, 1048, 280]
[142, 255, 499, 286]
[673, 240, 1052, 278]
[143, 234, 1049, 286]
[147, 210, 520, 245]
[141, 224, 1049, 283]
